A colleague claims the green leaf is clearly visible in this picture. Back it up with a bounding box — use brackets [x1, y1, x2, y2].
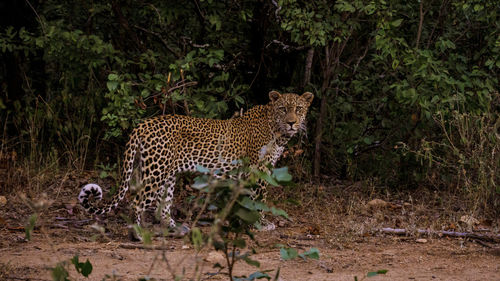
[106, 81, 119, 91]
[272, 167, 292, 182]
[363, 137, 373, 145]
[270, 207, 288, 219]
[71, 255, 93, 277]
[259, 172, 279, 186]
[235, 95, 245, 105]
[192, 176, 209, 189]
[391, 19, 403, 27]
[235, 208, 260, 223]
[239, 197, 270, 212]
[233, 238, 246, 249]
[242, 256, 260, 268]
[279, 247, 298, 260]
[234, 271, 270, 281]
[51, 263, 69, 281]
[299, 248, 320, 260]
[79, 260, 93, 277]
[99, 171, 108, 178]
[367, 269, 388, 277]
[191, 227, 203, 251]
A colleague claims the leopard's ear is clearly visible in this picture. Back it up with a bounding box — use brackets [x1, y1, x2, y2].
[301, 92, 314, 103]
[269, 90, 281, 102]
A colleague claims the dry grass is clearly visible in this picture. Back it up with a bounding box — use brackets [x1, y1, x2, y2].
[270, 179, 500, 248]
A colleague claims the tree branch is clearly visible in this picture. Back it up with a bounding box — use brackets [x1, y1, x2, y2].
[415, 0, 425, 49]
[426, 0, 448, 49]
[132, 24, 181, 57]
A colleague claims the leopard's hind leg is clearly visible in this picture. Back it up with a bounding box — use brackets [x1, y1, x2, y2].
[132, 174, 163, 227]
[156, 174, 177, 228]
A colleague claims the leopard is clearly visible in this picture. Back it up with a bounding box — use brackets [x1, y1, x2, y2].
[78, 90, 314, 229]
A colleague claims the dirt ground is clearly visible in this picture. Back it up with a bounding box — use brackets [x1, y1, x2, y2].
[0, 178, 499, 281]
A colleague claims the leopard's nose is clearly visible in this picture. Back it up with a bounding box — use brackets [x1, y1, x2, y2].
[287, 121, 295, 127]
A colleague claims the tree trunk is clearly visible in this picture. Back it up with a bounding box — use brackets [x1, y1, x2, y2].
[302, 48, 314, 88]
[313, 46, 333, 179]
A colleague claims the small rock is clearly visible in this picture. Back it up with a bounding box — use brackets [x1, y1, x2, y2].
[205, 251, 225, 263]
[416, 238, 428, 244]
[182, 245, 190, 250]
[0, 196, 6, 206]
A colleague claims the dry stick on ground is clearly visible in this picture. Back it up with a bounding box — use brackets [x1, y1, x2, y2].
[379, 228, 500, 243]
[118, 243, 174, 251]
[279, 234, 316, 241]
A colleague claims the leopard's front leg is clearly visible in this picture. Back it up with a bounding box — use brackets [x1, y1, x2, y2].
[250, 176, 276, 231]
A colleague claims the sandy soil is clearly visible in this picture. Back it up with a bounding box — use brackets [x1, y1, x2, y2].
[1, 228, 499, 281]
[0, 182, 499, 281]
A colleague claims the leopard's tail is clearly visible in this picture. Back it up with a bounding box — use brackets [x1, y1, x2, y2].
[78, 129, 140, 215]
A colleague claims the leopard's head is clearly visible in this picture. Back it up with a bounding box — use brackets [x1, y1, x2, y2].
[268, 90, 314, 137]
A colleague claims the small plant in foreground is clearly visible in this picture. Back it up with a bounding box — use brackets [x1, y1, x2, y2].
[188, 162, 292, 281]
[24, 213, 38, 241]
[51, 255, 93, 281]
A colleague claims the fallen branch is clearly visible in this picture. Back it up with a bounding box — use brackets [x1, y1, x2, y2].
[379, 228, 500, 243]
[280, 234, 317, 241]
[119, 243, 173, 251]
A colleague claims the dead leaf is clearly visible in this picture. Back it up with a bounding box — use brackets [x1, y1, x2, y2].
[294, 149, 304, 156]
[0, 195, 6, 206]
[367, 199, 389, 209]
[416, 238, 428, 244]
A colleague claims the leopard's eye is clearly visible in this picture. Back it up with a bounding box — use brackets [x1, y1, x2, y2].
[278, 106, 286, 112]
[296, 106, 303, 112]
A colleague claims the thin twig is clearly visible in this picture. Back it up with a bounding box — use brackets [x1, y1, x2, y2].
[24, 0, 46, 34]
[415, 0, 425, 49]
[149, 81, 198, 99]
